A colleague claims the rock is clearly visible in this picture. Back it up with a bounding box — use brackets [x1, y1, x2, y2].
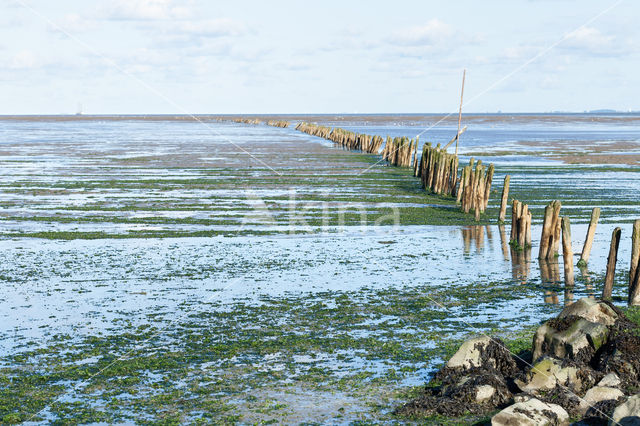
[598, 349, 637, 382]
[579, 386, 624, 415]
[611, 394, 640, 425]
[447, 336, 491, 370]
[514, 394, 533, 403]
[514, 357, 596, 395]
[475, 384, 496, 403]
[598, 372, 622, 388]
[445, 336, 517, 376]
[491, 398, 569, 426]
[396, 370, 512, 417]
[559, 297, 618, 326]
[532, 317, 609, 363]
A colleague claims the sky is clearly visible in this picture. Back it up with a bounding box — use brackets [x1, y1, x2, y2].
[0, 0, 638, 114]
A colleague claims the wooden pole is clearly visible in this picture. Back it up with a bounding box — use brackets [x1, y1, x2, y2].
[539, 204, 553, 259]
[629, 220, 640, 305]
[602, 227, 622, 300]
[455, 69, 466, 156]
[551, 201, 562, 258]
[443, 126, 467, 150]
[525, 211, 532, 248]
[578, 207, 600, 266]
[561, 217, 574, 286]
[498, 175, 510, 223]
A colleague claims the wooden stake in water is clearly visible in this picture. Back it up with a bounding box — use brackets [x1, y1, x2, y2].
[455, 69, 466, 156]
[498, 175, 510, 223]
[579, 207, 600, 266]
[629, 220, 640, 305]
[561, 217, 574, 286]
[603, 227, 622, 300]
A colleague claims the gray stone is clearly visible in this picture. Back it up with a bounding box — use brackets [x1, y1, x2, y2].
[532, 317, 609, 362]
[610, 394, 640, 425]
[491, 398, 569, 426]
[559, 297, 618, 326]
[446, 336, 492, 370]
[514, 357, 595, 395]
[475, 385, 496, 403]
[598, 373, 622, 388]
[513, 394, 533, 403]
[579, 386, 624, 415]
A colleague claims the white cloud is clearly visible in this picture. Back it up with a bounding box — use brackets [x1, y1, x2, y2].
[172, 18, 247, 38]
[8, 50, 37, 69]
[48, 13, 95, 33]
[561, 26, 635, 57]
[102, 0, 192, 21]
[565, 27, 613, 51]
[390, 19, 455, 47]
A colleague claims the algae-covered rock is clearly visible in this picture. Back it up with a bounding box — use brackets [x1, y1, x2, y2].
[610, 394, 640, 425]
[598, 372, 622, 388]
[514, 356, 596, 395]
[491, 398, 569, 426]
[445, 336, 517, 376]
[532, 316, 608, 363]
[446, 336, 491, 370]
[559, 297, 618, 326]
[579, 386, 624, 415]
[395, 369, 512, 417]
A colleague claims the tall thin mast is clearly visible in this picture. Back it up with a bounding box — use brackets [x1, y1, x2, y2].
[455, 69, 466, 156]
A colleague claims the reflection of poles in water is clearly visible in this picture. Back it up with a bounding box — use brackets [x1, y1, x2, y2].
[462, 227, 472, 254]
[545, 290, 560, 304]
[540, 257, 561, 304]
[579, 265, 596, 298]
[510, 247, 531, 284]
[564, 285, 574, 306]
[499, 224, 510, 261]
[486, 225, 493, 253]
[540, 258, 561, 284]
[461, 226, 486, 254]
[476, 226, 485, 250]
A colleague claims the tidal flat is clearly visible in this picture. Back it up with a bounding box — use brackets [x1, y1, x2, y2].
[1, 114, 640, 423]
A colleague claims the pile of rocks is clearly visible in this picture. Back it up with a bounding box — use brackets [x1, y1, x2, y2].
[396, 298, 640, 425]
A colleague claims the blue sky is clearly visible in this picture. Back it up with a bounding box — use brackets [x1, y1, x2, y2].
[0, 0, 638, 114]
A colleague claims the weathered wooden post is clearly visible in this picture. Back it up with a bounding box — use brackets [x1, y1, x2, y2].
[578, 207, 600, 267]
[498, 175, 510, 223]
[602, 227, 622, 300]
[561, 217, 574, 286]
[539, 201, 561, 260]
[629, 220, 640, 305]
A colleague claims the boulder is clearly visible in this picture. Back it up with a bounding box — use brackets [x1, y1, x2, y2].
[579, 386, 624, 415]
[446, 336, 516, 376]
[610, 394, 640, 425]
[598, 349, 637, 382]
[475, 384, 496, 404]
[447, 336, 491, 370]
[514, 357, 596, 395]
[532, 317, 609, 363]
[491, 398, 569, 426]
[598, 372, 622, 388]
[396, 369, 513, 417]
[559, 297, 618, 326]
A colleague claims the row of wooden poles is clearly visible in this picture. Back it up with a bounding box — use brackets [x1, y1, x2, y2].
[232, 118, 261, 125]
[266, 120, 289, 128]
[295, 122, 495, 219]
[230, 118, 290, 128]
[296, 122, 385, 155]
[498, 173, 640, 306]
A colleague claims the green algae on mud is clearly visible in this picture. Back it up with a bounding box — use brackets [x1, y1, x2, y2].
[0, 281, 553, 424]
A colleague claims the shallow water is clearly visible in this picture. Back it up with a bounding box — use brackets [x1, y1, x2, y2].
[1, 115, 640, 423]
